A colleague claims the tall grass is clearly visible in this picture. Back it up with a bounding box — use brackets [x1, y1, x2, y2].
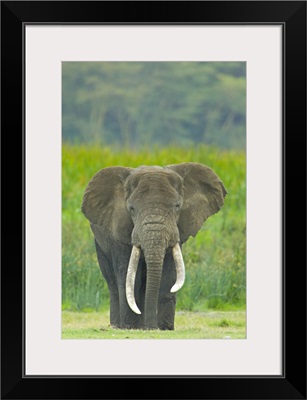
[62, 144, 246, 311]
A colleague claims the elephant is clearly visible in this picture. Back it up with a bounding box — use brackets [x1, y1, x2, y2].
[81, 162, 227, 330]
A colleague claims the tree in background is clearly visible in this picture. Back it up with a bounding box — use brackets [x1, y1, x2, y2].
[62, 62, 246, 150]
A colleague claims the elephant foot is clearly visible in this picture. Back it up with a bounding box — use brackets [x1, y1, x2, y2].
[141, 324, 159, 330]
[121, 325, 141, 330]
[118, 321, 142, 330]
[158, 324, 174, 330]
[141, 324, 174, 330]
[110, 321, 141, 330]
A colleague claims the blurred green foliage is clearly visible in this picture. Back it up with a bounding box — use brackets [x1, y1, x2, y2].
[62, 144, 246, 311]
[62, 62, 246, 149]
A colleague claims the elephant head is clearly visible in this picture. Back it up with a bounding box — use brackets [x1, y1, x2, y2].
[82, 162, 227, 329]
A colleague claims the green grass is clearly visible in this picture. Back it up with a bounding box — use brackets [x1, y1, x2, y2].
[62, 310, 246, 339]
[62, 143, 246, 313]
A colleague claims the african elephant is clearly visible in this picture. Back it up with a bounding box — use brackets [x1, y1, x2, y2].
[81, 162, 227, 330]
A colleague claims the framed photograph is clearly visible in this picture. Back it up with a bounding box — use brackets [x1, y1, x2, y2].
[1, 1, 306, 399]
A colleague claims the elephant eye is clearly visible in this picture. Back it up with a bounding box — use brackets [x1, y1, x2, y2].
[174, 198, 183, 212]
[126, 201, 135, 215]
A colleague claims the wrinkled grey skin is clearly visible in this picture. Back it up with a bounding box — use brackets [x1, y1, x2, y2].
[82, 162, 227, 330]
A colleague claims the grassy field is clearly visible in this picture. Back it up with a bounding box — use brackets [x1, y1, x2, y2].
[62, 144, 246, 322]
[62, 310, 246, 339]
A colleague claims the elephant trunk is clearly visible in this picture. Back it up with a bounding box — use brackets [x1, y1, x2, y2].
[142, 244, 166, 329]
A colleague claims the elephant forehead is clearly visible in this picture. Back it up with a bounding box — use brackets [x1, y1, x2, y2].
[127, 167, 183, 190]
[131, 166, 181, 180]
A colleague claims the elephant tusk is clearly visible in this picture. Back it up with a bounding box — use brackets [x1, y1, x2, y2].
[170, 243, 185, 293]
[126, 245, 142, 314]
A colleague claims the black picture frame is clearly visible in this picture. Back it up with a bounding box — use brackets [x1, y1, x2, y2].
[1, 1, 306, 399]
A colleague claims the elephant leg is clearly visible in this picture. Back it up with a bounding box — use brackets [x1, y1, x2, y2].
[109, 291, 120, 328]
[158, 294, 176, 330]
[117, 286, 142, 329]
[114, 245, 142, 329]
[157, 251, 177, 330]
[95, 240, 120, 328]
[118, 263, 142, 329]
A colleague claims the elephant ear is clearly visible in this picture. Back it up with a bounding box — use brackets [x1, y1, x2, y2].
[81, 166, 133, 244]
[166, 162, 227, 243]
